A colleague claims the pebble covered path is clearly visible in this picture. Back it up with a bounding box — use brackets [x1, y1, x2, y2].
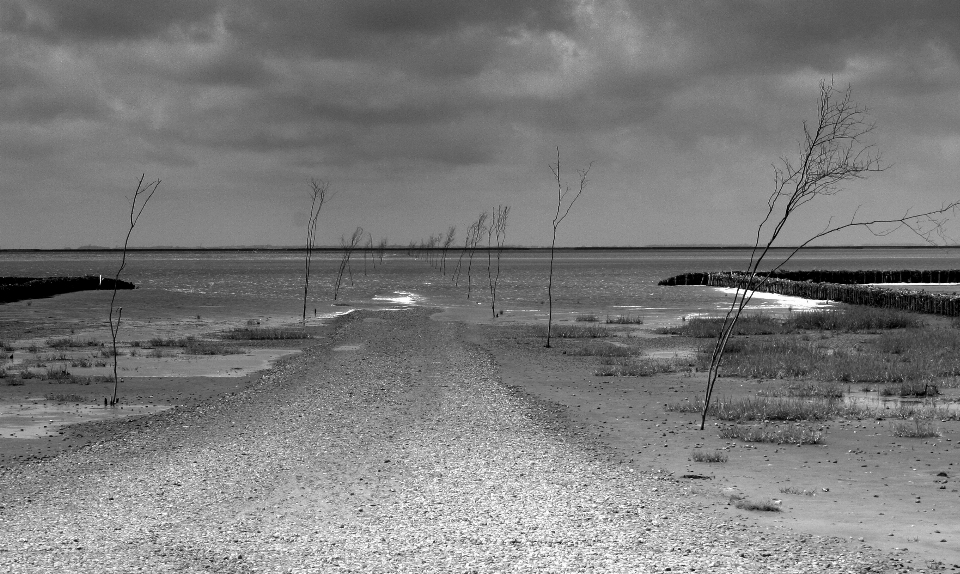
[0, 309, 897, 572]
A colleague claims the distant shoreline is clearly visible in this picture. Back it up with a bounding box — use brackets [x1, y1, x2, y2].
[2, 245, 957, 253]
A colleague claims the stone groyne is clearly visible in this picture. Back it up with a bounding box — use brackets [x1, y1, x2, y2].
[0, 276, 136, 304]
[659, 270, 960, 317]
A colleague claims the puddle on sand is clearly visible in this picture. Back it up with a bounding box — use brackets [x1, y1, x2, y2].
[0, 398, 171, 439]
[844, 389, 960, 414]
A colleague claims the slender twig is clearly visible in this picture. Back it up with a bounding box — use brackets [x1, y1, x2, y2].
[109, 174, 160, 406]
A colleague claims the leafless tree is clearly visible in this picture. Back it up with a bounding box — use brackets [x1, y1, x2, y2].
[545, 148, 592, 348]
[303, 179, 332, 324]
[451, 230, 471, 287]
[465, 211, 488, 299]
[377, 237, 388, 263]
[108, 174, 160, 406]
[363, 232, 373, 275]
[334, 226, 364, 300]
[486, 206, 510, 318]
[699, 80, 960, 430]
[440, 226, 456, 275]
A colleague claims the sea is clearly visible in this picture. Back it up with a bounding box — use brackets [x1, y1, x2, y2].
[2, 247, 959, 343]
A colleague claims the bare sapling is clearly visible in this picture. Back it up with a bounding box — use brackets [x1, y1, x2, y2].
[363, 232, 373, 275]
[452, 229, 471, 286]
[377, 237, 388, 263]
[465, 211, 488, 299]
[108, 174, 160, 406]
[334, 226, 364, 300]
[699, 79, 960, 430]
[486, 205, 510, 317]
[545, 148, 592, 347]
[303, 178, 331, 324]
[440, 226, 456, 275]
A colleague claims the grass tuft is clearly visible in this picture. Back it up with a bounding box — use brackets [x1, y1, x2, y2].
[891, 419, 941, 438]
[45, 393, 88, 402]
[605, 314, 644, 324]
[779, 486, 816, 496]
[222, 327, 311, 340]
[536, 324, 610, 339]
[594, 357, 681, 377]
[574, 314, 599, 322]
[718, 423, 823, 444]
[691, 449, 728, 463]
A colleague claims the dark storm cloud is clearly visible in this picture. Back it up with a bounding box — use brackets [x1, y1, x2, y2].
[631, 0, 960, 80]
[4, 0, 220, 41]
[2, 0, 959, 247]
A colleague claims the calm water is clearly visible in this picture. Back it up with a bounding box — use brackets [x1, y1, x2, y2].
[1, 247, 959, 342]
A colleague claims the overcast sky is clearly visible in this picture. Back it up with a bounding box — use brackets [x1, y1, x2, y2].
[2, 1, 959, 248]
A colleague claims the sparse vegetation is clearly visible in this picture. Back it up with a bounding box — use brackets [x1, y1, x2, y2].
[605, 314, 643, 325]
[147, 336, 241, 355]
[779, 487, 816, 496]
[718, 423, 823, 445]
[657, 314, 788, 338]
[562, 343, 636, 357]
[575, 314, 599, 322]
[891, 419, 941, 438]
[691, 449, 728, 463]
[696, 333, 960, 384]
[756, 380, 844, 399]
[45, 393, 88, 402]
[46, 337, 100, 349]
[535, 324, 609, 339]
[791, 306, 922, 331]
[667, 395, 870, 422]
[1, 340, 14, 352]
[222, 327, 311, 340]
[594, 357, 681, 377]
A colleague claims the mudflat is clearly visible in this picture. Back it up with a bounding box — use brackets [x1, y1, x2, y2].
[0, 308, 940, 572]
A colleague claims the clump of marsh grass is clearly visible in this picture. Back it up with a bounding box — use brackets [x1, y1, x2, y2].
[46, 337, 100, 349]
[148, 336, 242, 355]
[779, 486, 816, 496]
[606, 314, 644, 324]
[45, 393, 88, 402]
[718, 423, 823, 445]
[594, 357, 680, 377]
[698, 334, 960, 384]
[668, 395, 871, 422]
[575, 314, 599, 322]
[756, 380, 845, 399]
[1, 340, 15, 352]
[881, 381, 939, 397]
[884, 404, 960, 421]
[563, 343, 636, 357]
[891, 419, 941, 438]
[729, 494, 781, 512]
[657, 314, 788, 338]
[790, 306, 922, 331]
[222, 327, 311, 340]
[691, 449, 728, 463]
[535, 324, 610, 339]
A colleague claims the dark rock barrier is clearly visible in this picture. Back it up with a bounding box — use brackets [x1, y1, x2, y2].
[658, 271, 960, 317]
[0, 276, 136, 305]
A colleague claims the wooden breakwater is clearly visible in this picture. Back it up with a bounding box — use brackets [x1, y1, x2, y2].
[658, 271, 960, 317]
[0, 276, 136, 305]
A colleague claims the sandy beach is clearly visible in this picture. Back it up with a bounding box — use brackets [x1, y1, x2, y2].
[2, 307, 950, 572]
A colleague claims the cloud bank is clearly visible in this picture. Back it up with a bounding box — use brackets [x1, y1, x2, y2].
[2, 0, 958, 247]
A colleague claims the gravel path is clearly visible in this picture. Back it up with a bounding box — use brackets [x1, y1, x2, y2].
[0, 309, 895, 572]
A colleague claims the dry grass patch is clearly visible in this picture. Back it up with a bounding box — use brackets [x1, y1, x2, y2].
[691, 449, 728, 463]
